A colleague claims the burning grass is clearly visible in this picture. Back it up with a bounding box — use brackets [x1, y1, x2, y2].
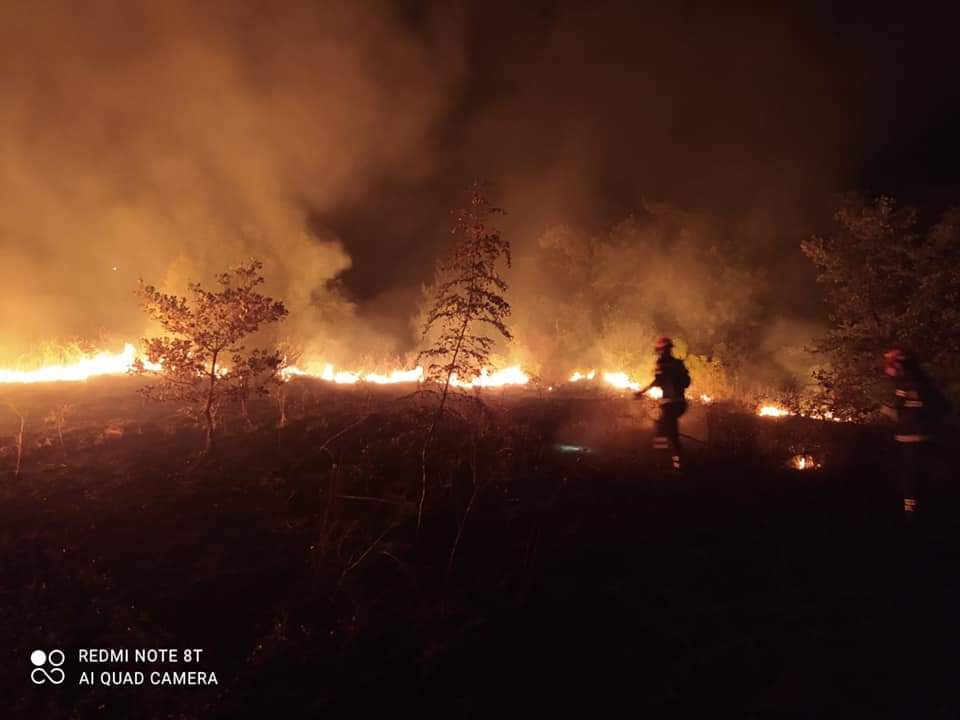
[0, 343, 148, 384]
[757, 404, 792, 418]
[0, 341, 859, 434]
[0, 341, 695, 399]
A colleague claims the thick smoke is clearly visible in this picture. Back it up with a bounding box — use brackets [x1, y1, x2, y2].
[0, 1, 945, 388]
[0, 0, 463, 363]
[419, 1, 906, 392]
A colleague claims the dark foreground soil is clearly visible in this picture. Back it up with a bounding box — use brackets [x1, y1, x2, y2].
[1, 380, 958, 718]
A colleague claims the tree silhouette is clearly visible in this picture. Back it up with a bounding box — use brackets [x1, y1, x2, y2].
[134, 260, 288, 453]
[420, 186, 512, 389]
[802, 195, 960, 411]
[417, 185, 512, 527]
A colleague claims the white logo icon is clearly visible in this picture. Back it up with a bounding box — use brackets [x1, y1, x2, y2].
[30, 649, 66, 685]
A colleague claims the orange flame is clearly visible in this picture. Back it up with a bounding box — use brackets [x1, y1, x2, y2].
[791, 454, 818, 470]
[364, 368, 425, 385]
[0, 344, 160, 384]
[283, 362, 531, 388]
[757, 404, 791, 418]
[451, 365, 530, 388]
[0, 343, 838, 422]
[601, 371, 641, 392]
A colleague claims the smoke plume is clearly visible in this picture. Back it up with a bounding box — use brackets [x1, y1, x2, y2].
[0, 0, 462, 362]
[1, 0, 951, 389]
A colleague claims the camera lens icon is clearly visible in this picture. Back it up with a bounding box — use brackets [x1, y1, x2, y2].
[30, 649, 66, 685]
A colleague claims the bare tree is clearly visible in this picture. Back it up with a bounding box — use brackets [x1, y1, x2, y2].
[134, 260, 288, 454]
[417, 184, 513, 528]
[8, 402, 25, 477]
[271, 341, 304, 428]
[229, 346, 299, 431]
[44, 403, 72, 457]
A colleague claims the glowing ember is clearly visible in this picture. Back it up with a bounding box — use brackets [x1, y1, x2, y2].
[700, 393, 713, 403]
[757, 404, 791, 417]
[791, 454, 818, 470]
[569, 370, 597, 382]
[755, 402, 852, 423]
[0, 343, 159, 384]
[806, 409, 847, 423]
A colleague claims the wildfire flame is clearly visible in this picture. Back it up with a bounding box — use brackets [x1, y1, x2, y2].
[791, 454, 818, 470]
[601, 371, 641, 392]
[0, 345, 530, 389]
[569, 369, 662, 397]
[364, 368, 425, 385]
[0, 343, 844, 422]
[0, 343, 160, 384]
[0, 345, 670, 398]
[283, 363, 410, 385]
[757, 404, 791, 418]
[283, 363, 529, 388]
[451, 365, 530, 388]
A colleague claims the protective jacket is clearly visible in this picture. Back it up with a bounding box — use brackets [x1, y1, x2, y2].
[891, 367, 948, 442]
[652, 355, 690, 404]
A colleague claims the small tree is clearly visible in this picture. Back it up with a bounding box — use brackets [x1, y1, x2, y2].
[801, 195, 960, 412]
[268, 341, 304, 429]
[229, 348, 294, 431]
[7, 402, 26, 477]
[420, 186, 513, 392]
[417, 185, 512, 527]
[134, 260, 288, 453]
[44, 403, 72, 457]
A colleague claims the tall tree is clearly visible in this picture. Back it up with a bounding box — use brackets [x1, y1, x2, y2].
[801, 195, 960, 412]
[134, 260, 288, 453]
[417, 185, 512, 527]
[420, 185, 513, 394]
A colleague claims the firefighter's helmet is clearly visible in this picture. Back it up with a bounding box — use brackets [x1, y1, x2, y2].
[654, 336, 673, 353]
[884, 348, 907, 376]
[884, 348, 906, 365]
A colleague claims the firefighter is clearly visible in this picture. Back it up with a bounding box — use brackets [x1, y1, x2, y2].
[636, 336, 691, 471]
[882, 348, 949, 515]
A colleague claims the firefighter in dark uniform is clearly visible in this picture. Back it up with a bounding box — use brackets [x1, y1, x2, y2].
[882, 348, 949, 515]
[636, 336, 691, 471]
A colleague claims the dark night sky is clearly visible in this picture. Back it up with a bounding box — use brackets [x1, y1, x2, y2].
[324, 0, 960, 307]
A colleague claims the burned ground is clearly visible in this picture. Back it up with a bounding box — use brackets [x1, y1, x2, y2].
[2, 378, 959, 718]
